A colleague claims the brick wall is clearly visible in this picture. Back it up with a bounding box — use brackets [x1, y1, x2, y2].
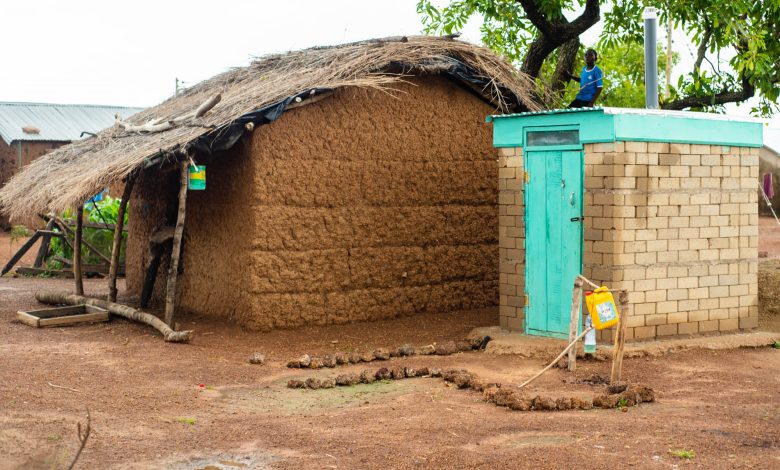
[498, 141, 759, 340]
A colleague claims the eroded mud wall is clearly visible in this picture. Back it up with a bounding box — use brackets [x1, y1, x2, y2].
[128, 76, 499, 329]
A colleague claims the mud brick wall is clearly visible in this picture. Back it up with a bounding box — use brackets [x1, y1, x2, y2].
[498, 141, 759, 340]
[128, 76, 500, 330]
[0, 140, 64, 229]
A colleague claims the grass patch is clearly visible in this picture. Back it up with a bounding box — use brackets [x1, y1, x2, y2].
[175, 417, 197, 425]
[772, 341, 780, 349]
[669, 449, 695, 460]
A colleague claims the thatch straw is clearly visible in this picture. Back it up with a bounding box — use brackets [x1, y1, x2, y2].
[0, 36, 539, 218]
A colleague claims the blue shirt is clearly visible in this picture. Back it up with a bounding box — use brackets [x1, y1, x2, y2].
[576, 65, 603, 101]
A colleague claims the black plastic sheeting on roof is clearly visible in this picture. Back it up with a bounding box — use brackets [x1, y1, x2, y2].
[183, 60, 526, 159]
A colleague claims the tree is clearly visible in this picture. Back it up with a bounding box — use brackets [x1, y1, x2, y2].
[417, 0, 780, 115]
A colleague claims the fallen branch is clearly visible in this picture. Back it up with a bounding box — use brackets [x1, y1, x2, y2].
[66, 410, 91, 470]
[517, 326, 594, 390]
[116, 116, 173, 134]
[35, 291, 193, 343]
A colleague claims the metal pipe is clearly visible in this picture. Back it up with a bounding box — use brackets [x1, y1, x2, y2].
[644, 7, 659, 109]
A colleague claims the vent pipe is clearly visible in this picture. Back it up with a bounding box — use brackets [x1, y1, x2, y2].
[644, 7, 659, 109]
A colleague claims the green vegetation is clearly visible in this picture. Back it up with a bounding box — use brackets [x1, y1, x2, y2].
[175, 417, 197, 425]
[417, 0, 780, 115]
[772, 340, 780, 349]
[669, 449, 696, 460]
[48, 197, 128, 269]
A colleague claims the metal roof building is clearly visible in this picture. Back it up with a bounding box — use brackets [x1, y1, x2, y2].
[0, 102, 143, 144]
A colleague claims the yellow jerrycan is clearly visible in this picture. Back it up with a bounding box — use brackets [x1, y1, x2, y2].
[584, 287, 620, 330]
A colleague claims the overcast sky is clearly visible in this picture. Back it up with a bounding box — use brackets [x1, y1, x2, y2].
[2, 0, 778, 143]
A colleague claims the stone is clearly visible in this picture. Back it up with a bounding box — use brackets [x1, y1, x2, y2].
[322, 355, 337, 368]
[398, 344, 416, 356]
[508, 395, 532, 411]
[415, 367, 430, 377]
[320, 379, 335, 389]
[309, 357, 324, 369]
[287, 379, 306, 389]
[404, 367, 418, 378]
[434, 341, 459, 355]
[374, 367, 392, 380]
[428, 368, 442, 378]
[416, 345, 436, 355]
[607, 381, 628, 394]
[360, 370, 376, 384]
[555, 397, 572, 410]
[373, 348, 391, 361]
[305, 378, 321, 390]
[629, 385, 655, 403]
[297, 354, 311, 368]
[390, 366, 406, 380]
[570, 397, 593, 410]
[359, 351, 375, 363]
[593, 395, 621, 409]
[334, 353, 349, 365]
[248, 353, 265, 365]
[455, 340, 473, 352]
[348, 352, 362, 364]
[532, 396, 557, 411]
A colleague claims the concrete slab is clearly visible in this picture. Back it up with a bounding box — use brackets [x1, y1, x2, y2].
[471, 326, 778, 359]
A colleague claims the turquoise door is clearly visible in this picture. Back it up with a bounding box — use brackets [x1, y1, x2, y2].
[524, 150, 583, 338]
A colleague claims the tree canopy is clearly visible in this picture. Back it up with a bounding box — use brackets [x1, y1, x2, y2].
[417, 0, 780, 115]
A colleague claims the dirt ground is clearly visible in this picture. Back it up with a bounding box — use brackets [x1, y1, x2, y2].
[0, 277, 778, 469]
[0, 220, 779, 469]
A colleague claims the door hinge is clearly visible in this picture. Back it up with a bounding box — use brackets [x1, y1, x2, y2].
[524, 294, 530, 307]
[523, 171, 530, 183]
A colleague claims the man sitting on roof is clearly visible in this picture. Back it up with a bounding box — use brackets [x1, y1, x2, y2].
[567, 49, 603, 108]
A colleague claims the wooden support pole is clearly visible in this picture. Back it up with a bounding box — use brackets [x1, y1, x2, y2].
[610, 290, 630, 384]
[34, 219, 56, 268]
[73, 205, 84, 295]
[108, 175, 136, 302]
[164, 161, 189, 328]
[567, 276, 584, 371]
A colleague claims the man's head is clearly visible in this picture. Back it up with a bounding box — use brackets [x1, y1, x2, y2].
[585, 49, 598, 67]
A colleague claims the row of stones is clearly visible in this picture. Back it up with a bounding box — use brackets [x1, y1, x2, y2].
[286, 337, 488, 369]
[289, 367, 656, 413]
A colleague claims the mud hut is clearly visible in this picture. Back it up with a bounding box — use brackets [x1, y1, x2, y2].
[0, 36, 540, 331]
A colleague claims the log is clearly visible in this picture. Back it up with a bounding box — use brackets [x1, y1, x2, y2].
[1, 231, 42, 276]
[116, 116, 173, 134]
[35, 291, 193, 343]
[108, 174, 135, 302]
[610, 290, 630, 384]
[567, 277, 584, 372]
[194, 93, 221, 118]
[73, 205, 84, 295]
[34, 219, 56, 268]
[164, 161, 189, 327]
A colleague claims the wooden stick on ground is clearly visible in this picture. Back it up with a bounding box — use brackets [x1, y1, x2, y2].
[610, 290, 630, 384]
[108, 174, 136, 302]
[517, 326, 594, 390]
[35, 291, 193, 342]
[567, 277, 584, 372]
[73, 205, 84, 295]
[164, 161, 189, 327]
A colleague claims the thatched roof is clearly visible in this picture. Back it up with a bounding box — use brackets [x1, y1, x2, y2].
[0, 36, 540, 219]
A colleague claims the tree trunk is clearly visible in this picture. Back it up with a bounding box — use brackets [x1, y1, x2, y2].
[108, 175, 136, 302]
[551, 37, 581, 94]
[164, 161, 189, 327]
[35, 290, 192, 343]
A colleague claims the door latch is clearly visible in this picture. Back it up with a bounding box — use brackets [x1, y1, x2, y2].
[570, 216, 585, 222]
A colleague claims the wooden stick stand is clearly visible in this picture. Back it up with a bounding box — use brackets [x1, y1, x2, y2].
[108, 175, 136, 302]
[567, 277, 584, 371]
[164, 161, 189, 328]
[610, 290, 630, 384]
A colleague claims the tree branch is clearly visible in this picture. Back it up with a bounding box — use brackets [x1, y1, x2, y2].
[663, 77, 755, 110]
[518, 0, 600, 78]
[695, 24, 713, 72]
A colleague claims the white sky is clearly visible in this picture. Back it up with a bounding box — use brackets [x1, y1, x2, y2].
[2, 0, 777, 143]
